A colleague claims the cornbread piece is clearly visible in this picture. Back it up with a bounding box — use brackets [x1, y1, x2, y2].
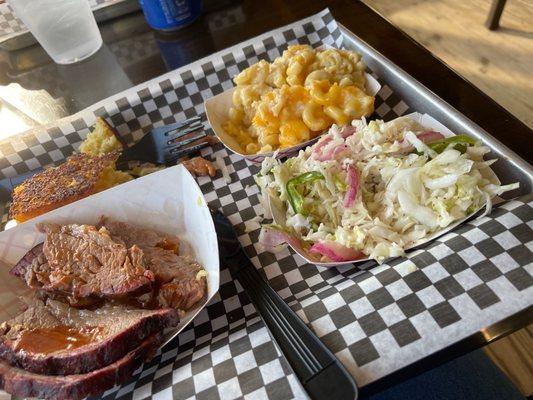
[9, 152, 131, 222]
[100, 218, 208, 311]
[11, 222, 155, 301]
[0, 297, 179, 375]
[129, 162, 165, 177]
[0, 331, 163, 400]
[79, 117, 123, 156]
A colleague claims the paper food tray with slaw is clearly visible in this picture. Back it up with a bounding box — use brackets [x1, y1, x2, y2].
[256, 112, 519, 267]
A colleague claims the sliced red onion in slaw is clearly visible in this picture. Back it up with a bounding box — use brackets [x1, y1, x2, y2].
[311, 136, 333, 161]
[310, 240, 364, 262]
[258, 225, 317, 258]
[340, 125, 357, 138]
[399, 130, 445, 153]
[312, 125, 356, 161]
[332, 144, 349, 159]
[343, 164, 359, 208]
[416, 130, 445, 143]
[258, 226, 292, 249]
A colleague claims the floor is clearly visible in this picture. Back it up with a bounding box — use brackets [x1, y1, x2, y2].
[363, 0, 533, 129]
[362, 0, 533, 395]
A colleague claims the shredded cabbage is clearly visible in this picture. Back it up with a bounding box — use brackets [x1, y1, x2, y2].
[256, 116, 519, 263]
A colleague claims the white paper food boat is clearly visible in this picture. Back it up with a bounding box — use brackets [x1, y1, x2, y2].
[266, 112, 500, 267]
[0, 165, 219, 346]
[205, 73, 381, 163]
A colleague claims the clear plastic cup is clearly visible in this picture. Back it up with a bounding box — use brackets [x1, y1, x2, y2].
[8, 0, 103, 64]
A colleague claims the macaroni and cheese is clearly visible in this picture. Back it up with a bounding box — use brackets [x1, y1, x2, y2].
[223, 45, 375, 154]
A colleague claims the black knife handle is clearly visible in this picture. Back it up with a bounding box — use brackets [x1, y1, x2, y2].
[232, 249, 358, 400]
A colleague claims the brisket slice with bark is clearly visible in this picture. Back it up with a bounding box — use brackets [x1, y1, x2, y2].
[10, 243, 100, 308]
[10, 222, 155, 303]
[0, 331, 162, 400]
[100, 218, 207, 310]
[11, 218, 207, 311]
[0, 297, 179, 375]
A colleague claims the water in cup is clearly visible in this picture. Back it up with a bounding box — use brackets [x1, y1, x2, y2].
[8, 0, 103, 64]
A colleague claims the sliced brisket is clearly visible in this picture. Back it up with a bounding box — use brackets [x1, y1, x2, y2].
[0, 297, 179, 375]
[0, 331, 162, 400]
[11, 222, 155, 302]
[11, 218, 207, 312]
[9, 242, 44, 278]
[100, 218, 207, 310]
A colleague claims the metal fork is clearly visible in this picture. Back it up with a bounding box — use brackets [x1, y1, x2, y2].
[116, 116, 209, 166]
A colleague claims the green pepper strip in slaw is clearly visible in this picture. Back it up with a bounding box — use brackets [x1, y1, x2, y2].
[286, 171, 325, 215]
[426, 134, 477, 154]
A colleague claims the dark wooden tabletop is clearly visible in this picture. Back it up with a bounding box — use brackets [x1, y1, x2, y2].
[0, 0, 531, 396]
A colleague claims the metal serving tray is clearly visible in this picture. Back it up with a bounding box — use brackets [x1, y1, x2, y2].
[339, 24, 532, 196]
[0, 10, 531, 400]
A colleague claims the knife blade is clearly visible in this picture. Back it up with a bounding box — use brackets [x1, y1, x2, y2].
[210, 206, 358, 400]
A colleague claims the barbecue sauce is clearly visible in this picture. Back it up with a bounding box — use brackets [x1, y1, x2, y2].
[155, 238, 180, 254]
[15, 326, 102, 355]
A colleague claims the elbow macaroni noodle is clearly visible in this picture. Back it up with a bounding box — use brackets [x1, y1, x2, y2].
[223, 45, 375, 154]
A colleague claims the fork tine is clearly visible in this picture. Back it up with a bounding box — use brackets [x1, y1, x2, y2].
[165, 121, 204, 141]
[165, 141, 210, 164]
[158, 116, 202, 135]
[167, 131, 207, 148]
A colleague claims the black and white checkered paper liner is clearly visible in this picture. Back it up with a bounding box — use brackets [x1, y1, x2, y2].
[0, 0, 126, 43]
[0, 9, 531, 400]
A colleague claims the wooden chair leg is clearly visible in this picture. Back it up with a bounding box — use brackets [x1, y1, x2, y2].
[486, 0, 508, 30]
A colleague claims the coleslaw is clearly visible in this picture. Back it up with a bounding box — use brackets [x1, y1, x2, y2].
[256, 115, 519, 263]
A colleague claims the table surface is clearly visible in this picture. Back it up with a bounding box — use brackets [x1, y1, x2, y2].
[0, 0, 531, 397]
